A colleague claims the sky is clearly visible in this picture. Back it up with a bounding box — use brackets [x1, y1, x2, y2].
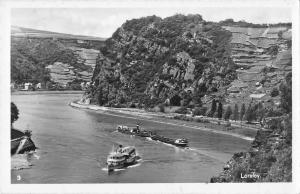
[11, 7, 292, 38]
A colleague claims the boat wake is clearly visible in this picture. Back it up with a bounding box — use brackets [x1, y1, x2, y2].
[185, 147, 229, 162]
[11, 151, 39, 170]
[101, 167, 125, 172]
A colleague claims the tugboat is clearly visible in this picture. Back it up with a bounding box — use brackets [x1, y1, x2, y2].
[151, 134, 188, 147]
[174, 138, 189, 147]
[11, 128, 36, 155]
[107, 145, 138, 172]
[117, 125, 189, 147]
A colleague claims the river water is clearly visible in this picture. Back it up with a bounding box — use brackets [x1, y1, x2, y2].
[11, 93, 250, 183]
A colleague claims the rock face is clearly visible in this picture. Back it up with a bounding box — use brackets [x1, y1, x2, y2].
[88, 14, 236, 106]
[11, 26, 104, 87]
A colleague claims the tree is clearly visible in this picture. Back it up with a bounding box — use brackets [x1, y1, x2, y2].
[224, 105, 232, 121]
[181, 91, 192, 107]
[270, 87, 279, 97]
[217, 102, 223, 119]
[192, 88, 203, 107]
[279, 72, 292, 113]
[240, 103, 246, 121]
[256, 102, 265, 124]
[244, 103, 255, 123]
[207, 99, 217, 117]
[233, 104, 239, 121]
[11, 102, 19, 124]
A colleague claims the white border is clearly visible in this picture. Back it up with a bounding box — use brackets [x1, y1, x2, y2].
[0, 0, 299, 193]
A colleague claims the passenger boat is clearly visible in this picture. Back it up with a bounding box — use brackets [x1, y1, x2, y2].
[11, 128, 36, 155]
[117, 125, 189, 147]
[107, 146, 138, 172]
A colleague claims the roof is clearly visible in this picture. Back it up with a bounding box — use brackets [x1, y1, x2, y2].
[108, 152, 124, 158]
[229, 80, 248, 89]
[239, 73, 263, 82]
[249, 93, 266, 99]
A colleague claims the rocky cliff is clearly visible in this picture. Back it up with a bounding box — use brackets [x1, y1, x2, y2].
[11, 26, 104, 87]
[86, 14, 236, 106]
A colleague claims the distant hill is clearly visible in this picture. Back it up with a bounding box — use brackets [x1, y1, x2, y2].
[11, 26, 106, 42]
[11, 26, 105, 89]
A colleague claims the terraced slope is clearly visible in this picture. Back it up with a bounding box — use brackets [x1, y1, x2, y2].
[222, 25, 292, 106]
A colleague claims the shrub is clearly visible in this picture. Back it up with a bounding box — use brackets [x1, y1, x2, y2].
[158, 103, 165, 113]
[270, 87, 279, 97]
[193, 107, 208, 116]
[175, 107, 189, 114]
[195, 117, 209, 123]
[225, 121, 231, 127]
[129, 103, 136, 108]
[11, 102, 19, 124]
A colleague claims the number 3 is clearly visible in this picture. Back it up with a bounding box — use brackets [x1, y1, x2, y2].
[17, 175, 21, 181]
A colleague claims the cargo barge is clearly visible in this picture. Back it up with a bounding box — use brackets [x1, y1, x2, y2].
[117, 125, 188, 147]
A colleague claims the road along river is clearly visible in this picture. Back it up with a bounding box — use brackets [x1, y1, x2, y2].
[11, 92, 251, 183]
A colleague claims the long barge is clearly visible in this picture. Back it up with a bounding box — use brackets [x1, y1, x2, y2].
[117, 125, 188, 147]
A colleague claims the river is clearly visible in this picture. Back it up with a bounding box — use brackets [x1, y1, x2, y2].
[11, 93, 251, 183]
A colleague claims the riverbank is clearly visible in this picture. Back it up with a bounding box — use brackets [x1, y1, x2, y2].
[11, 90, 84, 95]
[70, 101, 258, 141]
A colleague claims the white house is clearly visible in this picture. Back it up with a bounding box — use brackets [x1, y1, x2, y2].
[36, 83, 42, 89]
[24, 83, 32, 90]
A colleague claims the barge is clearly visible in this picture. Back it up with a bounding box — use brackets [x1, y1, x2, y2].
[117, 125, 188, 147]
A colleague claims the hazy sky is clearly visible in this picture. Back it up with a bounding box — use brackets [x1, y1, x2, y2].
[11, 7, 292, 38]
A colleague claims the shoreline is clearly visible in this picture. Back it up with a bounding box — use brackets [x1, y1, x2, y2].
[69, 101, 257, 141]
[11, 90, 84, 95]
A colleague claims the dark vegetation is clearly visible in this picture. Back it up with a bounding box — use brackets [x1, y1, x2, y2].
[211, 73, 292, 182]
[11, 102, 19, 124]
[219, 18, 292, 28]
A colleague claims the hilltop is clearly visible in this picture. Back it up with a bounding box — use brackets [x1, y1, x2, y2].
[11, 26, 106, 42]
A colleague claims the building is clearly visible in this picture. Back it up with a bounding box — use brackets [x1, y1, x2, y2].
[24, 83, 32, 91]
[36, 83, 42, 89]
